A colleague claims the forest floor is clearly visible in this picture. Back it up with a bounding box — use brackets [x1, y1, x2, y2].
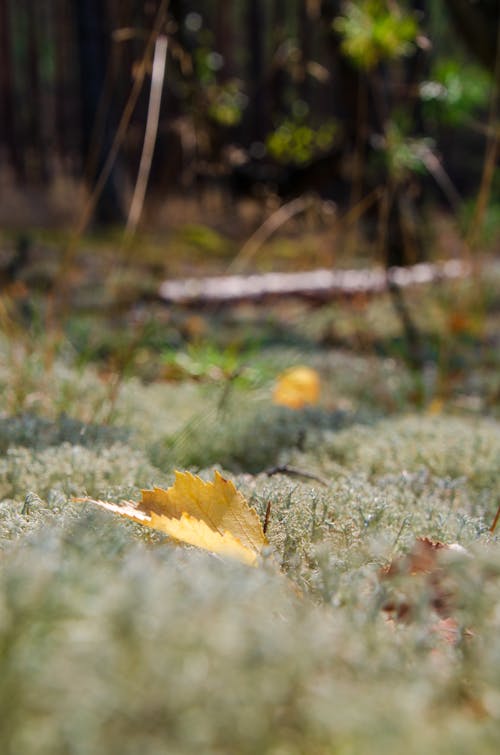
[0, 228, 499, 753]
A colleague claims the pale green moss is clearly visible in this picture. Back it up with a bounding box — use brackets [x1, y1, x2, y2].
[1, 308, 500, 753]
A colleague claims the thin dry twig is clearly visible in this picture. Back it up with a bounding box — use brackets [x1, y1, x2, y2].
[227, 196, 313, 274]
[50, 0, 170, 316]
[125, 34, 169, 237]
[265, 464, 329, 487]
[489, 502, 500, 534]
[228, 188, 382, 277]
[263, 501, 272, 535]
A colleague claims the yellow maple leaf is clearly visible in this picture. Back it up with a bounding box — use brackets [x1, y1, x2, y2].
[76, 471, 267, 566]
[273, 366, 320, 409]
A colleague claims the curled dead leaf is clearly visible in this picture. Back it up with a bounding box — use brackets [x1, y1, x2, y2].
[381, 537, 470, 634]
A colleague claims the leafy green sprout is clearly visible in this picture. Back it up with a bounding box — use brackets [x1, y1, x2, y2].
[207, 81, 247, 127]
[161, 342, 271, 388]
[420, 59, 492, 126]
[334, 0, 419, 70]
[380, 122, 435, 183]
[267, 119, 338, 165]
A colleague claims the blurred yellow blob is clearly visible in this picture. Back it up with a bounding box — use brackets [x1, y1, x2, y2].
[426, 397, 444, 416]
[273, 366, 321, 409]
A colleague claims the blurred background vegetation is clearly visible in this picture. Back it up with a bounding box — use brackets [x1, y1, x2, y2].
[0, 0, 498, 269]
[0, 0, 499, 416]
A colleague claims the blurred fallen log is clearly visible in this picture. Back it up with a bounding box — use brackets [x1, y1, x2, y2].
[158, 260, 470, 306]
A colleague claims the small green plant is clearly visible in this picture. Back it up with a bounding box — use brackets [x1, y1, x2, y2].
[176, 224, 229, 256]
[378, 121, 434, 183]
[267, 119, 338, 165]
[420, 59, 492, 126]
[207, 80, 247, 127]
[334, 0, 418, 70]
[161, 342, 268, 387]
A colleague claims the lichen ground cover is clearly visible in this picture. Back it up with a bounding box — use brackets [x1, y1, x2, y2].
[1, 275, 500, 754]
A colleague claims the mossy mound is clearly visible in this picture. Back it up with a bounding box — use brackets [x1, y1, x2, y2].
[0, 341, 499, 754]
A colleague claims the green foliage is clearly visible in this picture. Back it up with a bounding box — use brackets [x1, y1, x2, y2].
[420, 59, 492, 126]
[380, 122, 434, 183]
[207, 81, 247, 127]
[175, 224, 229, 255]
[190, 29, 247, 128]
[334, 0, 418, 70]
[460, 199, 500, 245]
[267, 118, 338, 165]
[161, 342, 268, 386]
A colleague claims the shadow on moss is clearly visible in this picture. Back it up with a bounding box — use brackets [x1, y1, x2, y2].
[149, 403, 378, 474]
[0, 413, 129, 453]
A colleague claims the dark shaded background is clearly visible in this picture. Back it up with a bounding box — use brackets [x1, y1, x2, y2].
[0, 0, 498, 266]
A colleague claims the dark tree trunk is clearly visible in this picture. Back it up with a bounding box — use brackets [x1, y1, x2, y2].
[215, 0, 234, 81]
[26, 1, 46, 181]
[246, 0, 266, 142]
[0, 0, 24, 177]
[55, 0, 78, 166]
[270, 0, 288, 120]
[442, 0, 499, 72]
[298, 0, 312, 103]
[74, 0, 125, 225]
